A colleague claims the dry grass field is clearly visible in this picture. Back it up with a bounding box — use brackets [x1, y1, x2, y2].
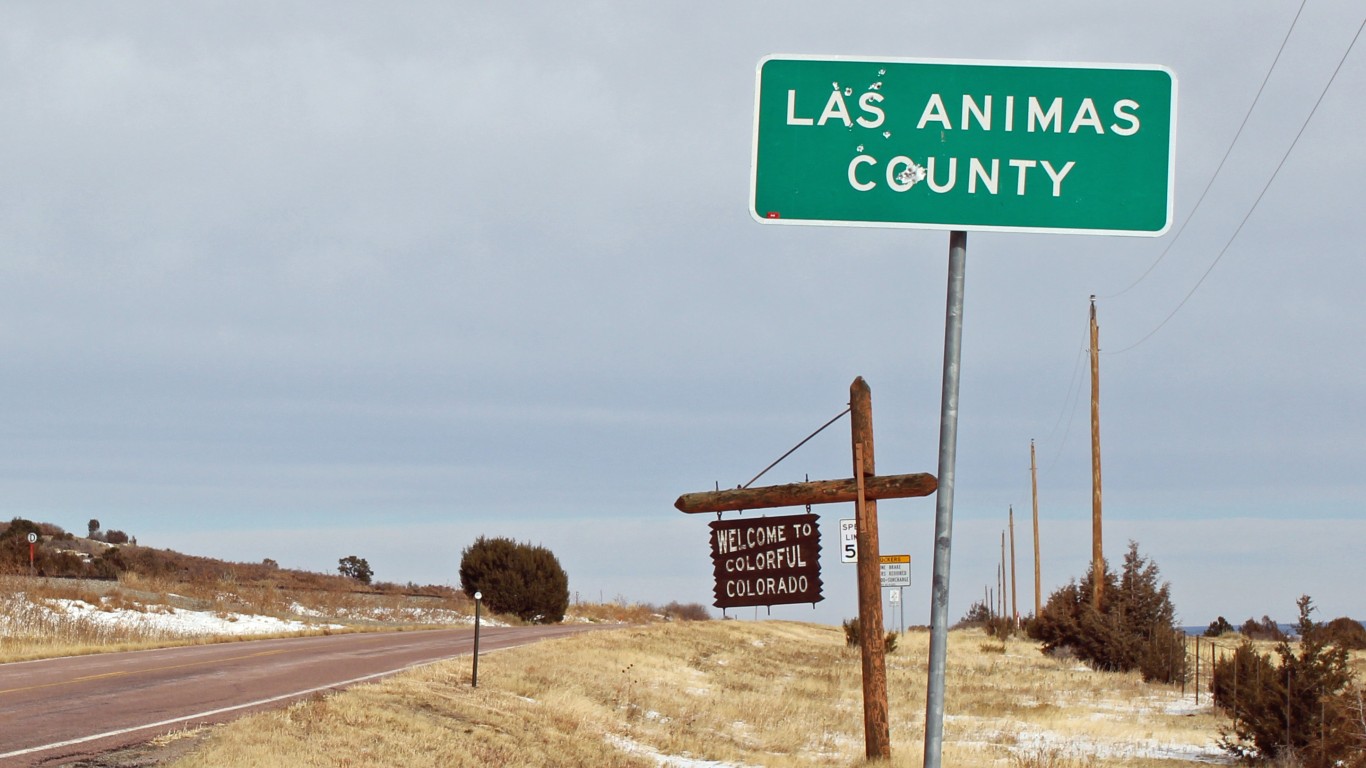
[0, 574, 474, 663]
[165, 621, 1234, 768]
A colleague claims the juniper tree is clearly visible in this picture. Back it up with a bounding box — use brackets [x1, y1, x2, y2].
[459, 537, 569, 624]
[1027, 541, 1186, 683]
[1213, 595, 1362, 767]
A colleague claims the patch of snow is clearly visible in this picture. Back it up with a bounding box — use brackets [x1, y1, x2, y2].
[1164, 698, 1215, 716]
[947, 713, 1231, 765]
[605, 734, 758, 768]
[1010, 729, 1230, 764]
[47, 599, 341, 637]
[287, 602, 327, 618]
[287, 603, 505, 627]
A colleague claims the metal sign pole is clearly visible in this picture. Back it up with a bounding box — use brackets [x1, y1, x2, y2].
[924, 230, 966, 768]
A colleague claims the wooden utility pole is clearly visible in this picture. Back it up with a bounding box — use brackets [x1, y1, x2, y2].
[1008, 506, 1018, 628]
[1030, 440, 1041, 617]
[850, 377, 890, 761]
[999, 533, 1006, 620]
[1090, 297, 1104, 609]
[675, 378, 938, 762]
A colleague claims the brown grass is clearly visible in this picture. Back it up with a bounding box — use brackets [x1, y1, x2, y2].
[0, 575, 666, 664]
[166, 622, 1238, 768]
[0, 575, 471, 663]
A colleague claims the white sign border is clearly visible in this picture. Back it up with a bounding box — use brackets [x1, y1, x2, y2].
[750, 53, 1179, 237]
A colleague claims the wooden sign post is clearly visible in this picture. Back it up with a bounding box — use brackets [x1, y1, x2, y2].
[675, 377, 937, 760]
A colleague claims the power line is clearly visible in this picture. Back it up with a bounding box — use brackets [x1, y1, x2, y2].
[1108, 16, 1365, 356]
[1039, 327, 1088, 477]
[1100, 0, 1308, 301]
[1035, 3, 1311, 474]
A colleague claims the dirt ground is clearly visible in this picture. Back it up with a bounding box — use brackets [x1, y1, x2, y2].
[38, 729, 215, 768]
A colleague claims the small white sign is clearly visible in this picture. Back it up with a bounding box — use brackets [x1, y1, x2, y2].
[26, 532, 38, 544]
[888, 589, 900, 603]
[839, 519, 857, 563]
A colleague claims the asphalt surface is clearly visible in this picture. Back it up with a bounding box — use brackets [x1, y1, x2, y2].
[0, 624, 612, 766]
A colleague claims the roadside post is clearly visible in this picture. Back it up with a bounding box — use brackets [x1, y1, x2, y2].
[27, 532, 38, 577]
[749, 54, 1177, 767]
[471, 591, 482, 688]
[888, 587, 901, 636]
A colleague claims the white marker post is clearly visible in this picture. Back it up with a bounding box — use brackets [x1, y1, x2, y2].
[471, 591, 482, 688]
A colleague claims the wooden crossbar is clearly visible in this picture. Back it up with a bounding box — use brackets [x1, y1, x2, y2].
[674, 472, 937, 514]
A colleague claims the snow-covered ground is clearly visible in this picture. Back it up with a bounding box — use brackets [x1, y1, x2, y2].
[946, 691, 1232, 765]
[606, 734, 761, 768]
[47, 598, 339, 636]
[3, 593, 508, 639]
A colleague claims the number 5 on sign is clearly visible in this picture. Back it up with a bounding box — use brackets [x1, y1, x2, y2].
[840, 518, 857, 563]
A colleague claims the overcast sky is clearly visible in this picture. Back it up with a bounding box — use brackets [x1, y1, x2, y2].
[2, 2, 1363, 628]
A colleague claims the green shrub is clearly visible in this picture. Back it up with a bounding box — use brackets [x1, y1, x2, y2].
[337, 555, 374, 585]
[459, 537, 569, 624]
[1205, 616, 1234, 637]
[1323, 616, 1366, 651]
[0, 518, 43, 574]
[1027, 541, 1187, 684]
[1212, 596, 1363, 766]
[956, 599, 992, 628]
[1239, 615, 1286, 641]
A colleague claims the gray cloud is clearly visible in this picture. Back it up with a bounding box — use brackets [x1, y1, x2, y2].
[1, 1, 1362, 626]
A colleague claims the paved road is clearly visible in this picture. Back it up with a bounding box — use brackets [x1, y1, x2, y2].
[0, 624, 611, 766]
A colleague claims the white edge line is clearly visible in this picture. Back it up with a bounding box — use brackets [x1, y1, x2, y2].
[0, 650, 504, 760]
[757, 52, 1176, 74]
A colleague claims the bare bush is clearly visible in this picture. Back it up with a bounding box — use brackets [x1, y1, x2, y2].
[659, 601, 710, 621]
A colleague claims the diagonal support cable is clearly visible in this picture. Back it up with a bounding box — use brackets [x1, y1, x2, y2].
[742, 407, 851, 489]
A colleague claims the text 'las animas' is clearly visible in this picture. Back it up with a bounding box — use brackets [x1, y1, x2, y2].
[787, 89, 1144, 198]
[752, 56, 1177, 235]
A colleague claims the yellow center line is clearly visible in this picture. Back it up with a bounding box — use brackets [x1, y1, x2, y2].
[0, 648, 291, 696]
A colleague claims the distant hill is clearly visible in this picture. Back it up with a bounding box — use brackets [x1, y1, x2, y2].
[0, 517, 455, 599]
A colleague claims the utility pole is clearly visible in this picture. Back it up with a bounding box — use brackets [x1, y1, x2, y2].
[999, 532, 1006, 620]
[675, 378, 934, 762]
[850, 378, 890, 761]
[1008, 506, 1018, 628]
[1090, 296, 1104, 609]
[1030, 440, 1041, 617]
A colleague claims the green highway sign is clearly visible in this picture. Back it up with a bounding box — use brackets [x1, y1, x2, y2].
[750, 56, 1177, 236]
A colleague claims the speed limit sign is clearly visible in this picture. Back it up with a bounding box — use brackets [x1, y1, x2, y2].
[840, 518, 857, 563]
